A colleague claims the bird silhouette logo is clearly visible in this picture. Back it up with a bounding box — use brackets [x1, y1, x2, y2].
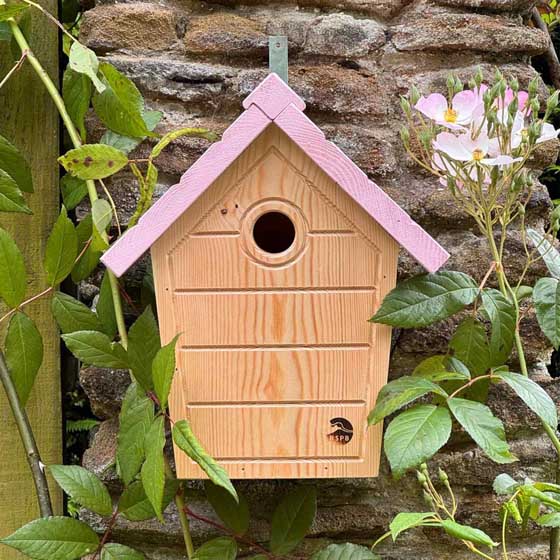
[327, 417, 354, 445]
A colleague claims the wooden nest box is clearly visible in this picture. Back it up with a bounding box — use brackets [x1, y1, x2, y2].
[102, 74, 449, 479]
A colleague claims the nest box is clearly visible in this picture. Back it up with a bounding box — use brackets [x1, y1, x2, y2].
[102, 74, 449, 479]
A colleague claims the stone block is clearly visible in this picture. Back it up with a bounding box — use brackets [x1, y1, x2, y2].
[79, 366, 130, 419]
[184, 13, 268, 56]
[80, 3, 178, 52]
[392, 12, 549, 55]
[303, 13, 386, 56]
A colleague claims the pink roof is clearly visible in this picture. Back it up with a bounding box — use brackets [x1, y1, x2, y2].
[102, 73, 449, 277]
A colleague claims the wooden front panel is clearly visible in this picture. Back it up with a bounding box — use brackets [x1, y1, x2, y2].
[152, 125, 399, 479]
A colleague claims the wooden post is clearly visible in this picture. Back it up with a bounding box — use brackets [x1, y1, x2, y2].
[0, 3, 62, 556]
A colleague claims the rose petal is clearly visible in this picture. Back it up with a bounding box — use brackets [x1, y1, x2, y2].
[415, 93, 448, 121]
[434, 132, 473, 161]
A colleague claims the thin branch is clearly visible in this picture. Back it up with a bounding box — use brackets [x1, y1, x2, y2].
[0, 286, 53, 326]
[0, 50, 28, 90]
[0, 351, 53, 517]
[21, 0, 76, 43]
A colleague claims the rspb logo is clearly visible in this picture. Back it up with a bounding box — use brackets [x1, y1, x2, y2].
[327, 417, 354, 445]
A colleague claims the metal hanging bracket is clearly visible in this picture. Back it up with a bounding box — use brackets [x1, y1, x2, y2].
[269, 36, 288, 84]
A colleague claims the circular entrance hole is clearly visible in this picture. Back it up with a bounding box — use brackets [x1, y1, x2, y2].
[252, 211, 296, 254]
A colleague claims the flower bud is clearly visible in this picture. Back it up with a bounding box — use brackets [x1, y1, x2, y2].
[475, 67, 484, 87]
[498, 80, 507, 99]
[530, 97, 540, 116]
[422, 490, 435, 507]
[508, 97, 518, 117]
[510, 77, 519, 93]
[546, 91, 559, 114]
[454, 76, 463, 94]
[400, 96, 412, 117]
[438, 468, 449, 483]
[400, 126, 410, 148]
[528, 76, 539, 98]
[419, 129, 433, 151]
[409, 85, 421, 106]
[417, 471, 427, 484]
[420, 462, 429, 473]
[494, 68, 504, 82]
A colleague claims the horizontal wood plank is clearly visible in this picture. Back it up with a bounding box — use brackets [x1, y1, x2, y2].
[172, 291, 377, 347]
[169, 232, 379, 289]
[177, 347, 371, 403]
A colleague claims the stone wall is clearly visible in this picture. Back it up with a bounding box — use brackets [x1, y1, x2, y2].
[77, 0, 560, 558]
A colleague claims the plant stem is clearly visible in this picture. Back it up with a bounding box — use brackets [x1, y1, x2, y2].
[164, 458, 194, 558]
[175, 487, 195, 559]
[8, 18, 130, 348]
[0, 50, 27, 90]
[0, 351, 53, 518]
[484, 214, 560, 560]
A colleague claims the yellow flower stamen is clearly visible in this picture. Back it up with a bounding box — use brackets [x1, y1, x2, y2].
[444, 108, 458, 123]
[472, 148, 485, 161]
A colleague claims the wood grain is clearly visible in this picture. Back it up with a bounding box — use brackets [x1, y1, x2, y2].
[153, 127, 398, 478]
[0, 7, 62, 555]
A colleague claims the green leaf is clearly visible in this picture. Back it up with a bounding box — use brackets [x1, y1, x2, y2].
[101, 543, 145, 560]
[448, 398, 517, 464]
[0, 227, 26, 308]
[60, 174, 88, 211]
[68, 41, 105, 93]
[0, 169, 31, 213]
[52, 291, 103, 334]
[141, 416, 166, 522]
[205, 481, 249, 536]
[481, 288, 516, 366]
[412, 355, 470, 383]
[100, 110, 162, 155]
[118, 478, 179, 521]
[494, 371, 557, 429]
[117, 384, 155, 485]
[449, 317, 491, 377]
[152, 335, 179, 410]
[439, 519, 497, 548]
[92, 199, 113, 233]
[67, 418, 100, 433]
[96, 270, 118, 338]
[5, 312, 43, 406]
[527, 228, 560, 279]
[270, 486, 317, 555]
[493, 473, 518, 495]
[537, 513, 560, 528]
[173, 419, 237, 501]
[370, 271, 478, 328]
[150, 127, 217, 159]
[0, 21, 12, 41]
[533, 277, 560, 349]
[44, 206, 78, 286]
[71, 214, 106, 283]
[0, 516, 99, 560]
[93, 63, 153, 138]
[128, 307, 161, 391]
[0, 3, 28, 21]
[59, 144, 128, 180]
[0, 134, 32, 193]
[368, 376, 447, 425]
[311, 543, 380, 560]
[389, 512, 436, 541]
[62, 330, 128, 368]
[384, 405, 452, 478]
[192, 537, 237, 560]
[50, 465, 112, 516]
[62, 68, 92, 142]
[515, 285, 533, 302]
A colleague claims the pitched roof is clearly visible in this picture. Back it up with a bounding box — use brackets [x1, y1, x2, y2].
[101, 73, 449, 277]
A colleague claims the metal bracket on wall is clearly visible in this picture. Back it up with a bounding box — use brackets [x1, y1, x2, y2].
[269, 36, 288, 84]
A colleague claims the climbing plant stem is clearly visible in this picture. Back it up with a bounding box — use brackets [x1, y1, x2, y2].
[8, 17, 129, 347]
[0, 351, 53, 518]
